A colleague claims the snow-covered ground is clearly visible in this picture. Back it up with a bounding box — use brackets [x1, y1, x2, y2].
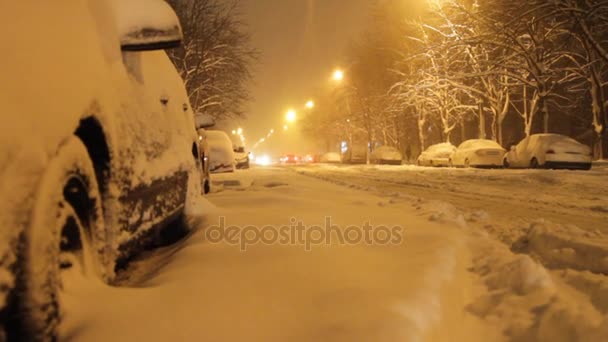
[60, 166, 608, 341]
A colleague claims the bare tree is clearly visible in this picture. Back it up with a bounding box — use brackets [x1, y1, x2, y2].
[167, 0, 257, 121]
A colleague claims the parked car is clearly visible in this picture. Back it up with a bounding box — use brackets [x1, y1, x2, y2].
[342, 145, 368, 164]
[449, 139, 506, 168]
[234, 146, 250, 169]
[0, 1, 202, 339]
[370, 146, 402, 165]
[206, 130, 236, 173]
[503, 134, 592, 170]
[417, 143, 456, 167]
[320, 152, 342, 163]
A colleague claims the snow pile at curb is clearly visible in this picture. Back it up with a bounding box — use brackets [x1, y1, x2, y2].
[469, 237, 608, 341]
[514, 220, 608, 274]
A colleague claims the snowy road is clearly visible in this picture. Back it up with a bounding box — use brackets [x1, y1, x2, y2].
[60, 167, 608, 341]
[296, 163, 608, 236]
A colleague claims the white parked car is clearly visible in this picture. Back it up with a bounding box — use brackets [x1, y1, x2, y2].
[370, 146, 402, 165]
[207, 130, 236, 173]
[449, 139, 506, 168]
[342, 145, 368, 164]
[417, 143, 456, 167]
[0, 1, 203, 339]
[503, 134, 592, 170]
[320, 152, 342, 163]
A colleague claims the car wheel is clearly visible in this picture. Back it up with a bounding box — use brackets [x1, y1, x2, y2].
[203, 179, 211, 194]
[5, 137, 106, 341]
[503, 158, 510, 168]
[530, 157, 539, 169]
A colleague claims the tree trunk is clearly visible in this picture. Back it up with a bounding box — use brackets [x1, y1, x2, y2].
[478, 102, 486, 139]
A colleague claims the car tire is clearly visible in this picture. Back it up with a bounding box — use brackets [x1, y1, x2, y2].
[5, 137, 106, 341]
[203, 179, 211, 194]
[530, 157, 539, 169]
[503, 158, 510, 168]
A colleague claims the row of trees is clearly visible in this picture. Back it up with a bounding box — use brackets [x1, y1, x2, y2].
[303, 0, 608, 159]
[167, 0, 256, 121]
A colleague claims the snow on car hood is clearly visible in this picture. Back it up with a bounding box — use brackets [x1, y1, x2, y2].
[424, 143, 456, 158]
[372, 146, 402, 160]
[535, 134, 590, 154]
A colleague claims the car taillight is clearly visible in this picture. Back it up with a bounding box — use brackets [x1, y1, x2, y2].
[546, 149, 555, 154]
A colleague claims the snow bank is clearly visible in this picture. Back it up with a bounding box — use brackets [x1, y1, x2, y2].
[469, 235, 608, 341]
[514, 220, 608, 274]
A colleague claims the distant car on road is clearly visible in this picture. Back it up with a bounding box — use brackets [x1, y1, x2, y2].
[503, 134, 592, 170]
[417, 143, 456, 167]
[207, 130, 235, 173]
[320, 152, 342, 163]
[449, 139, 506, 168]
[280, 154, 299, 164]
[370, 146, 402, 165]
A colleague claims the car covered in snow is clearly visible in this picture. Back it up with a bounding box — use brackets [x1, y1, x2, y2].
[320, 152, 342, 163]
[207, 130, 236, 173]
[503, 134, 592, 170]
[449, 139, 506, 168]
[233, 146, 250, 169]
[342, 145, 368, 164]
[370, 146, 402, 165]
[417, 143, 456, 167]
[0, 1, 204, 339]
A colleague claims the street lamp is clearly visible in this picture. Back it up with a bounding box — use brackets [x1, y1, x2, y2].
[332, 69, 344, 82]
[305, 100, 315, 109]
[285, 109, 297, 122]
[237, 127, 243, 135]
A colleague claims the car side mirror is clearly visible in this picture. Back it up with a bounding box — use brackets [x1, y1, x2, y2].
[194, 114, 215, 129]
[113, 0, 183, 51]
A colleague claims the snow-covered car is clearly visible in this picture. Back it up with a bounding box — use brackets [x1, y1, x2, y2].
[320, 152, 342, 163]
[342, 145, 368, 164]
[370, 146, 402, 165]
[417, 143, 456, 167]
[449, 139, 506, 168]
[197, 129, 212, 193]
[0, 1, 204, 339]
[503, 134, 592, 170]
[234, 146, 250, 169]
[207, 130, 236, 173]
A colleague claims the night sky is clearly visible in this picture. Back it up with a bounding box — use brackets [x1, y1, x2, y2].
[238, 0, 372, 155]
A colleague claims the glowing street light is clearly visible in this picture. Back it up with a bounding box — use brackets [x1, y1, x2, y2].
[231, 129, 236, 135]
[237, 127, 243, 135]
[305, 100, 315, 109]
[285, 109, 297, 122]
[283, 124, 288, 131]
[332, 69, 344, 82]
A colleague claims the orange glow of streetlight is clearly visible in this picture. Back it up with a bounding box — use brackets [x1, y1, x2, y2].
[283, 124, 288, 131]
[305, 100, 315, 109]
[285, 109, 297, 122]
[332, 69, 344, 82]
